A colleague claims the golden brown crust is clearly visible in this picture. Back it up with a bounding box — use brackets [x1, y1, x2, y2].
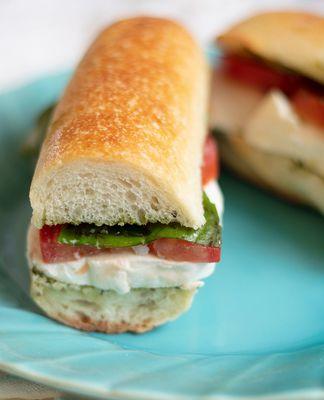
[217, 11, 324, 83]
[30, 17, 208, 228]
[44, 312, 155, 333]
[29, 269, 196, 334]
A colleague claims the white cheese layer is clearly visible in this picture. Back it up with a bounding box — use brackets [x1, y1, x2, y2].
[34, 253, 215, 294]
[33, 181, 223, 294]
[210, 70, 264, 134]
[211, 73, 324, 178]
[244, 90, 324, 178]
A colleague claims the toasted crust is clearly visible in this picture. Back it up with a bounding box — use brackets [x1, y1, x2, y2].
[30, 270, 196, 333]
[50, 316, 155, 334]
[217, 11, 324, 83]
[30, 17, 208, 228]
[217, 134, 324, 213]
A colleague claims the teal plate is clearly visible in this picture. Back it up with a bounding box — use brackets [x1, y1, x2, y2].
[1, 71, 324, 400]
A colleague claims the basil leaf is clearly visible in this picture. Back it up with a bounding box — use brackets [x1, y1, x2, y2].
[22, 104, 55, 156]
[59, 224, 149, 248]
[211, 127, 226, 140]
[58, 192, 221, 248]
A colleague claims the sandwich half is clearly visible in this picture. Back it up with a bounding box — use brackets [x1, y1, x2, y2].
[210, 11, 324, 213]
[28, 17, 223, 333]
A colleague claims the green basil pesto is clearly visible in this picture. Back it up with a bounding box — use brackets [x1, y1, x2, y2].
[58, 193, 221, 248]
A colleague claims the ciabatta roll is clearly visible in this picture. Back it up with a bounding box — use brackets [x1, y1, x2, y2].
[211, 11, 324, 214]
[30, 17, 208, 229]
[28, 17, 223, 333]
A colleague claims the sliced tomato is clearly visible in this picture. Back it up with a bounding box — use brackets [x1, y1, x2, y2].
[40, 135, 221, 265]
[202, 135, 219, 185]
[39, 225, 104, 263]
[222, 54, 301, 96]
[292, 88, 324, 128]
[40, 226, 220, 264]
[149, 238, 220, 263]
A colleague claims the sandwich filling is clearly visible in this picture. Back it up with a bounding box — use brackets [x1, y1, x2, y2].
[30, 136, 223, 293]
[30, 180, 222, 294]
[212, 54, 324, 180]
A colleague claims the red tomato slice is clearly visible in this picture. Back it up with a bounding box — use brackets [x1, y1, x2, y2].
[40, 226, 221, 264]
[292, 89, 324, 128]
[39, 225, 104, 263]
[40, 135, 221, 264]
[149, 238, 220, 263]
[222, 54, 301, 96]
[202, 135, 219, 185]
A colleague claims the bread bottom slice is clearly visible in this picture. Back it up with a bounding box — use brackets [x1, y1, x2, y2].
[217, 133, 324, 214]
[30, 270, 196, 333]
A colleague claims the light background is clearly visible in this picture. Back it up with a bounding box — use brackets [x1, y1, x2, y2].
[0, 0, 323, 91]
[0, 1, 323, 398]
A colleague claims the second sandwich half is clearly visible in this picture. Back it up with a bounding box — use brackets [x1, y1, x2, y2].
[27, 17, 223, 333]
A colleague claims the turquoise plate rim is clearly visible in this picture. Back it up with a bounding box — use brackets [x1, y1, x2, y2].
[1, 65, 324, 398]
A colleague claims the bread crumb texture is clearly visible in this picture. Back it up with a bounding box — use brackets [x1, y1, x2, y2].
[31, 269, 196, 333]
[30, 17, 208, 229]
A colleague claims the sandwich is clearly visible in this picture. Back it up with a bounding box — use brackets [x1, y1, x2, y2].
[27, 17, 223, 333]
[210, 11, 324, 213]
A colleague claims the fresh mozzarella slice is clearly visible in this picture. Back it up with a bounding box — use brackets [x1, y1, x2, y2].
[31, 181, 223, 293]
[244, 90, 324, 178]
[33, 253, 215, 294]
[210, 70, 264, 134]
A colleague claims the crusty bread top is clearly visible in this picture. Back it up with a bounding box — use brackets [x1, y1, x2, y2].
[217, 11, 324, 83]
[30, 17, 208, 228]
